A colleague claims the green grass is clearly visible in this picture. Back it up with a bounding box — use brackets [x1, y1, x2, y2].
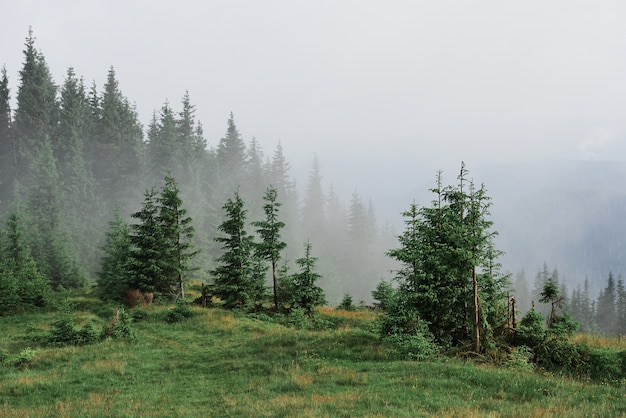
[1, 305, 624, 417]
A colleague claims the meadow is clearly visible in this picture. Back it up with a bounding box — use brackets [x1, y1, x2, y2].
[0, 301, 624, 417]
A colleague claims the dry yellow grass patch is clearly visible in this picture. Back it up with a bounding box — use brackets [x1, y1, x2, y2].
[315, 364, 368, 386]
[316, 306, 377, 320]
[81, 358, 125, 372]
[571, 334, 626, 349]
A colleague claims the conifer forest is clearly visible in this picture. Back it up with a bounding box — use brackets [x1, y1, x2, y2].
[0, 30, 625, 397]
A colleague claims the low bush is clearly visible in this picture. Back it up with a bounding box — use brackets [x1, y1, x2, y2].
[163, 300, 195, 323]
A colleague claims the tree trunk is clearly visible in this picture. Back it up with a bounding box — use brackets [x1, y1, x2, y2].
[272, 259, 278, 311]
[473, 266, 480, 353]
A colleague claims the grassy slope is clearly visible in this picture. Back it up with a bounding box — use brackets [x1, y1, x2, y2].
[0, 306, 624, 417]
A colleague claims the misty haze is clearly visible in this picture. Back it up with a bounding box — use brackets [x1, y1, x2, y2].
[1, 2, 625, 415]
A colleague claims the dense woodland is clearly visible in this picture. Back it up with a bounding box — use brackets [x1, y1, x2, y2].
[0, 29, 625, 362]
[0, 30, 396, 308]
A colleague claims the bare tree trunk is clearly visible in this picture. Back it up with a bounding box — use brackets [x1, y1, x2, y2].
[473, 266, 480, 353]
[272, 259, 278, 311]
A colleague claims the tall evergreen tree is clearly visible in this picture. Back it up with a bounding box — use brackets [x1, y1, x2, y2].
[386, 165, 506, 350]
[596, 272, 617, 335]
[513, 269, 531, 315]
[128, 188, 166, 293]
[12, 28, 58, 187]
[616, 276, 626, 335]
[158, 174, 198, 299]
[0, 66, 14, 206]
[252, 186, 287, 311]
[56, 67, 102, 273]
[89, 67, 142, 207]
[97, 205, 132, 302]
[0, 212, 51, 308]
[211, 191, 260, 309]
[26, 138, 85, 289]
[302, 154, 325, 235]
[288, 240, 326, 315]
[216, 112, 247, 199]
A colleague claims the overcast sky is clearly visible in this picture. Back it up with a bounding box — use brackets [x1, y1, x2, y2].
[3, 1, 626, 205]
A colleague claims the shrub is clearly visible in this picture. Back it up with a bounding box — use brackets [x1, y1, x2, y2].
[103, 308, 137, 342]
[76, 319, 101, 346]
[550, 313, 578, 337]
[515, 308, 547, 348]
[381, 322, 439, 361]
[504, 346, 534, 371]
[16, 348, 36, 367]
[379, 300, 438, 360]
[338, 294, 355, 311]
[163, 300, 195, 323]
[371, 280, 395, 311]
[46, 311, 79, 346]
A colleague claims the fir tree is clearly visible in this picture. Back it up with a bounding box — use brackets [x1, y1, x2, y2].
[158, 174, 198, 299]
[26, 138, 86, 289]
[596, 272, 617, 335]
[211, 191, 259, 309]
[0, 66, 14, 206]
[89, 67, 142, 206]
[1, 212, 51, 308]
[288, 241, 325, 315]
[97, 205, 132, 302]
[252, 186, 287, 311]
[128, 188, 165, 293]
[56, 67, 102, 274]
[12, 28, 58, 186]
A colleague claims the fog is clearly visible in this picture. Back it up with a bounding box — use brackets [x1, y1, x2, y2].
[3, 1, 626, 300]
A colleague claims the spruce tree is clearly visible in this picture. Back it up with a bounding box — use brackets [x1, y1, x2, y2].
[596, 272, 617, 334]
[12, 28, 58, 187]
[158, 174, 198, 299]
[288, 241, 325, 315]
[89, 67, 142, 207]
[1, 212, 51, 308]
[56, 67, 102, 274]
[97, 205, 132, 302]
[386, 165, 506, 350]
[26, 138, 86, 289]
[216, 113, 247, 200]
[0, 66, 14, 206]
[252, 186, 287, 311]
[128, 188, 165, 293]
[211, 191, 259, 309]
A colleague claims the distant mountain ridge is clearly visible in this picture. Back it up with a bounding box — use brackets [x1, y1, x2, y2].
[475, 160, 626, 296]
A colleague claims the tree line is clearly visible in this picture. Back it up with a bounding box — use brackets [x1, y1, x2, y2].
[512, 264, 626, 336]
[0, 29, 394, 312]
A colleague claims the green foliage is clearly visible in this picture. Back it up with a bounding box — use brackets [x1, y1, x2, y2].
[211, 191, 261, 309]
[46, 309, 80, 346]
[15, 348, 36, 367]
[550, 312, 579, 337]
[252, 186, 287, 311]
[379, 293, 439, 360]
[163, 300, 196, 323]
[76, 319, 100, 346]
[338, 293, 355, 311]
[157, 174, 198, 298]
[105, 308, 137, 342]
[128, 188, 167, 293]
[285, 241, 325, 315]
[503, 346, 534, 372]
[516, 308, 547, 348]
[371, 279, 395, 311]
[97, 205, 132, 302]
[386, 165, 507, 350]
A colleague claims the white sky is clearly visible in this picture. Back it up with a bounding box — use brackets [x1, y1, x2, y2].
[3, 0, 626, 201]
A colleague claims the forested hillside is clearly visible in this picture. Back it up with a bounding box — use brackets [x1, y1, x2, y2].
[0, 30, 395, 308]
